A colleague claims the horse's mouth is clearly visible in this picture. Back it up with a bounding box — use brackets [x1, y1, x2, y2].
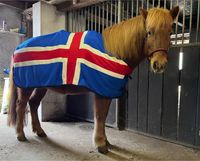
[151, 68, 165, 74]
[150, 62, 166, 74]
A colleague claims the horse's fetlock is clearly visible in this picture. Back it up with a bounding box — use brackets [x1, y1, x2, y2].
[16, 126, 22, 133]
[17, 133, 27, 141]
[32, 127, 37, 133]
[16, 130, 26, 141]
[93, 135, 106, 147]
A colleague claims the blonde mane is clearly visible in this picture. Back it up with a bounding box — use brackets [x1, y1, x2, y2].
[102, 7, 174, 65]
[102, 15, 146, 63]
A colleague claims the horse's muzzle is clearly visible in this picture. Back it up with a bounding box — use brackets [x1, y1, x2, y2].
[152, 60, 166, 73]
[150, 49, 168, 73]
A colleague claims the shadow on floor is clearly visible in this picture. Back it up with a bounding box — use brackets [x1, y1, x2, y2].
[107, 144, 161, 161]
[29, 136, 86, 160]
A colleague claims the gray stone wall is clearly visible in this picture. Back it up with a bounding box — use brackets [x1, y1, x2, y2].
[0, 6, 21, 31]
[0, 6, 22, 109]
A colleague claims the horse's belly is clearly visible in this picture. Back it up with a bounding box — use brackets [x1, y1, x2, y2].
[48, 85, 89, 95]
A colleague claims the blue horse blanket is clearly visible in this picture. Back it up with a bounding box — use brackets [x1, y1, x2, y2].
[13, 30, 133, 98]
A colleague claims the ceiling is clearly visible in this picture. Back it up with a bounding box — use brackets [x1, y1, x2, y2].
[0, 0, 105, 11]
[0, 0, 199, 17]
[0, 0, 38, 10]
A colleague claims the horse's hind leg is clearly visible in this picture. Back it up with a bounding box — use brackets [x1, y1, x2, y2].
[16, 88, 33, 141]
[93, 94, 111, 154]
[29, 88, 47, 137]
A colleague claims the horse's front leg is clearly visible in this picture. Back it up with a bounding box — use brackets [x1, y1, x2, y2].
[29, 88, 47, 137]
[16, 88, 33, 141]
[93, 94, 111, 154]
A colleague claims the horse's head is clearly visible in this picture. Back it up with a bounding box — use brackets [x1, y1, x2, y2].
[141, 6, 179, 73]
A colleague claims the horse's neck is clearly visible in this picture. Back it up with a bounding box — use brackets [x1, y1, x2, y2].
[102, 16, 146, 68]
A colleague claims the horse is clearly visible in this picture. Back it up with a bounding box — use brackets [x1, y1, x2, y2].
[7, 6, 179, 154]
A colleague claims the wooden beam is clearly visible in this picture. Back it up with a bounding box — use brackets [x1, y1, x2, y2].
[56, 0, 106, 12]
[48, 0, 72, 5]
[55, 1, 73, 10]
[0, 1, 25, 10]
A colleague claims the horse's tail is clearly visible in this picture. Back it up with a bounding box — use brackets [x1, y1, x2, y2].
[7, 62, 17, 126]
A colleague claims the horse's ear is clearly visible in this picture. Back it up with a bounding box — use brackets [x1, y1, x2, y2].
[170, 6, 179, 20]
[140, 8, 148, 19]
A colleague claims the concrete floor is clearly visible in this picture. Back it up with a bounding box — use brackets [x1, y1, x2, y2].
[1, 114, 200, 161]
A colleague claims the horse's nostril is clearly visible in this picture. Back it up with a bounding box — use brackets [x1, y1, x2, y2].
[161, 65, 165, 70]
[153, 61, 158, 69]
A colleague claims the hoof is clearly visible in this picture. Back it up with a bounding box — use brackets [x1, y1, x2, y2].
[37, 131, 47, 137]
[17, 135, 27, 142]
[97, 145, 109, 154]
[106, 140, 112, 149]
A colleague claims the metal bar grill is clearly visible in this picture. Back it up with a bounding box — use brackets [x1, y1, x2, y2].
[164, 0, 167, 9]
[131, 0, 134, 17]
[158, 0, 160, 7]
[76, 11, 78, 32]
[91, 6, 93, 30]
[98, 4, 101, 32]
[75, 11, 77, 32]
[122, 0, 124, 20]
[94, 6, 97, 30]
[102, 2, 105, 29]
[136, 0, 139, 16]
[170, 0, 173, 9]
[175, 0, 179, 45]
[106, 2, 108, 27]
[66, 0, 200, 47]
[196, 0, 200, 41]
[77, 10, 80, 31]
[147, 0, 149, 10]
[110, 0, 113, 25]
[72, 10, 75, 32]
[141, 0, 144, 9]
[189, 0, 193, 37]
[115, 0, 117, 23]
[182, 0, 186, 44]
[126, 0, 129, 19]
[118, 0, 121, 23]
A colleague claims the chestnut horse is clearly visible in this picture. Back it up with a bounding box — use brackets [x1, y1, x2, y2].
[7, 7, 179, 154]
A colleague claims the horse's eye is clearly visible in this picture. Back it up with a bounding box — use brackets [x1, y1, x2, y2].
[147, 31, 152, 36]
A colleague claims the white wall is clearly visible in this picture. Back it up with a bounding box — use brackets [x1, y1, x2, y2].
[33, 1, 66, 37]
[32, 1, 67, 121]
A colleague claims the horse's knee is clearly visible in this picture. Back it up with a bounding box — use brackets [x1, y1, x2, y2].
[29, 89, 47, 108]
[29, 98, 40, 109]
[16, 99, 28, 110]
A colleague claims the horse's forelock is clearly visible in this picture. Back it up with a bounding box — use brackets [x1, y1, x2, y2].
[146, 8, 173, 31]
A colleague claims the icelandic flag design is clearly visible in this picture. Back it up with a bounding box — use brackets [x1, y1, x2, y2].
[13, 30, 133, 98]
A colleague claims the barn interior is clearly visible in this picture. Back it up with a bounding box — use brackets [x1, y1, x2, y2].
[0, 0, 200, 161]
